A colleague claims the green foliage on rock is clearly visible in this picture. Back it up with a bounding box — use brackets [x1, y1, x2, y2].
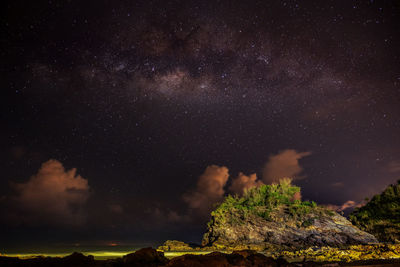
[349, 180, 400, 243]
[208, 178, 324, 228]
[203, 178, 377, 249]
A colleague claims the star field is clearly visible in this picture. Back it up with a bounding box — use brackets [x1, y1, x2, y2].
[1, 0, 400, 248]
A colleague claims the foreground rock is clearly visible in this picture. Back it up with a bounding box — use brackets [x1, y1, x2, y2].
[166, 250, 292, 267]
[123, 247, 169, 266]
[202, 179, 378, 250]
[2, 246, 400, 266]
[0, 252, 95, 266]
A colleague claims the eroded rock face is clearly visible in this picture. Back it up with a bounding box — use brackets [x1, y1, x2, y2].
[202, 208, 378, 250]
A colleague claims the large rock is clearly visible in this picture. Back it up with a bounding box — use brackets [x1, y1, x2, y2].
[202, 180, 378, 250]
[202, 206, 378, 250]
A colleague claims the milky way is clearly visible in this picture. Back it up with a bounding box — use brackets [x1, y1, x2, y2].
[1, 0, 400, 247]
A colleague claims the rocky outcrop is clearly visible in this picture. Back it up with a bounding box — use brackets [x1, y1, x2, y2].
[202, 180, 378, 250]
[203, 206, 378, 250]
[158, 240, 194, 251]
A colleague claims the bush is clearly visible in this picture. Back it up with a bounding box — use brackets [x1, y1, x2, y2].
[207, 178, 322, 227]
[349, 181, 400, 242]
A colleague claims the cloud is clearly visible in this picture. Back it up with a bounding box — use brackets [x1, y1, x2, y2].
[10, 146, 26, 160]
[108, 204, 124, 214]
[11, 159, 90, 226]
[147, 207, 191, 226]
[166, 210, 190, 223]
[331, 182, 344, 187]
[388, 160, 400, 173]
[183, 165, 229, 216]
[337, 200, 360, 211]
[229, 172, 264, 196]
[325, 200, 365, 212]
[262, 149, 312, 184]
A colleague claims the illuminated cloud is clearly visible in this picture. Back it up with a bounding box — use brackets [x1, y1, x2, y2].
[183, 165, 229, 216]
[12, 159, 90, 226]
[262, 149, 312, 184]
[325, 200, 365, 212]
[229, 172, 264, 196]
[338, 200, 359, 211]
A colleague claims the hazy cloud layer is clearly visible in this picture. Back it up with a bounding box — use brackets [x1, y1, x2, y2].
[229, 172, 264, 196]
[183, 165, 229, 216]
[108, 204, 124, 214]
[12, 159, 90, 226]
[263, 150, 312, 184]
[388, 161, 400, 173]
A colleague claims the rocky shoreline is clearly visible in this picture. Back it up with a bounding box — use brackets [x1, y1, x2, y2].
[2, 245, 400, 267]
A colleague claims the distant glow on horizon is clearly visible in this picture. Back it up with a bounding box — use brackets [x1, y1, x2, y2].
[2, 250, 217, 260]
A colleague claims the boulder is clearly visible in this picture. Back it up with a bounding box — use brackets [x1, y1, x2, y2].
[122, 247, 169, 266]
[62, 252, 95, 265]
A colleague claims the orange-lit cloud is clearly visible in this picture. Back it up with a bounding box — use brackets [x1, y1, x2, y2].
[262, 149, 311, 184]
[183, 165, 229, 216]
[325, 200, 365, 212]
[338, 200, 359, 211]
[12, 159, 90, 226]
[229, 172, 264, 196]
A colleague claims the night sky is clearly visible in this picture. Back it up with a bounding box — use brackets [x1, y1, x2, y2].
[1, 0, 400, 250]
